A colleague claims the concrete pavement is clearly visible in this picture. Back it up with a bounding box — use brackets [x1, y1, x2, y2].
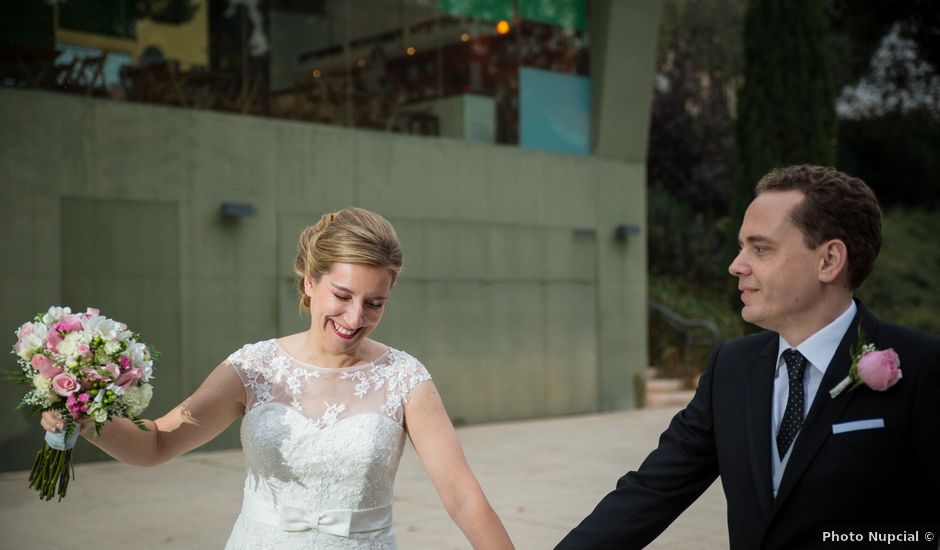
[0, 407, 728, 549]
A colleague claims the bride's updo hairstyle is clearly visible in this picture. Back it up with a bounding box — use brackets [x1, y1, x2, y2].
[293, 207, 403, 311]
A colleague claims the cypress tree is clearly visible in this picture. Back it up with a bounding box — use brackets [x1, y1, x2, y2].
[733, 0, 836, 223]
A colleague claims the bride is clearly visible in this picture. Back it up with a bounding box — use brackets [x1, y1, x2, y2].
[42, 207, 514, 549]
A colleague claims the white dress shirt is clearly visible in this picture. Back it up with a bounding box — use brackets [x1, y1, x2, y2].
[770, 300, 856, 496]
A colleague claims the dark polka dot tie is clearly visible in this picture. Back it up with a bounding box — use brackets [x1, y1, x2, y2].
[777, 349, 808, 459]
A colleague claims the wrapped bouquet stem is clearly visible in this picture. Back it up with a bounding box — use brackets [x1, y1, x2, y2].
[28, 425, 80, 500]
[10, 306, 156, 501]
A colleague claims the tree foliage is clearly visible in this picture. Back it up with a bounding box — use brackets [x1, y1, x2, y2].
[135, 0, 200, 25]
[827, 0, 940, 90]
[733, 0, 837, 223]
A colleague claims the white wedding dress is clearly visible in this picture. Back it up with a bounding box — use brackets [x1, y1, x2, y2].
[223, 339, 431, 549]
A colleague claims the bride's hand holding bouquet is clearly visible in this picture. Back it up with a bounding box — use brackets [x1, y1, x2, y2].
[9, 306, 156, 501]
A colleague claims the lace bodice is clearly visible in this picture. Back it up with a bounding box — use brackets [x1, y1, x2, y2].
[223, 339, 431, 550]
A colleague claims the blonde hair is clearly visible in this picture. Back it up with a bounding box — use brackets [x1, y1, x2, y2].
[293, 207, 403, 311]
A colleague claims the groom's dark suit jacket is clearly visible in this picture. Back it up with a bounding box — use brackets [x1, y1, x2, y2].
[557, 301, 940, 549]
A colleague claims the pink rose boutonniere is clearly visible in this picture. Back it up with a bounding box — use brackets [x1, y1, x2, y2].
[829, 329, 901, 398]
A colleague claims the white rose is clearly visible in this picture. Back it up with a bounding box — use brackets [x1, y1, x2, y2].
[124, 383, 153, 417]
[103, 340, 121, 355]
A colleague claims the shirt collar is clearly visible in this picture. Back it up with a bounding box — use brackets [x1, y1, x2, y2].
[776, 300, 857, 377]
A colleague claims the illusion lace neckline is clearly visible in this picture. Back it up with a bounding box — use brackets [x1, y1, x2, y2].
[272, 339, 391, 371]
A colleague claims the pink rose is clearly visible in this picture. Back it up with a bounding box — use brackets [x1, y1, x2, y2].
[46, 331, 63, 353]
[102, 362, 120, 379]
[31, 354, 63, 379]
[52, 373, 81, 397]
[856, 349, 902, 391]
[116, 367, 142, 388]
[60, 314, 84, 332]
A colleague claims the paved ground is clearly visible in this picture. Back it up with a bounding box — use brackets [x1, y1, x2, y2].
[0, 407, 728, 549]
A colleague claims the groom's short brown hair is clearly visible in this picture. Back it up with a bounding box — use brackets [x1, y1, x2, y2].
[755, 165, 882, 289]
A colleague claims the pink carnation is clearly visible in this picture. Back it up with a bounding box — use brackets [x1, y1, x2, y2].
[856, 349, 902, 391]
[66, 394, 88, 419]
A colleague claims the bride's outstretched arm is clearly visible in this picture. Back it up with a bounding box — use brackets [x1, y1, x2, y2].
[40, 361, 245, 467]
[405, 382, 514, 550]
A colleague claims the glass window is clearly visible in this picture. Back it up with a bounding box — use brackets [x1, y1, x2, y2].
[4, 0, 590, 153]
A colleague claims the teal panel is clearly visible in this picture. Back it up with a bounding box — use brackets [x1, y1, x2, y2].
[520, 67, 591, 155]
[520, 0, 586, 30]
[60, 197, 180, 464]
[437, 0, 513, 22]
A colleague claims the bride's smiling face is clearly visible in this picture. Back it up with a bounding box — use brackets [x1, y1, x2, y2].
[304, 263, 393, 354]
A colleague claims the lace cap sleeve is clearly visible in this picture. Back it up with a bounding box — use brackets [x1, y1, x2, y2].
[226, 339, 280, 411]
[380, 349, 432, 423]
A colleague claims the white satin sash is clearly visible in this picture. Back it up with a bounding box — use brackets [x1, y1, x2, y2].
[241, 492, 393, 537]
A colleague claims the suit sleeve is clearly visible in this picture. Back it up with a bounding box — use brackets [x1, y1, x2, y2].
[912, 338, 940, 522]
[555, 345, 723, 549]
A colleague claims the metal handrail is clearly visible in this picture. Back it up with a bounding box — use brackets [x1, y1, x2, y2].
[648, 300, 721, 370]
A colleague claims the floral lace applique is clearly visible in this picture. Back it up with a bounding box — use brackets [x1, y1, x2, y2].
[313, 402, 346, 429]
[228, 340, 320, 412]
[340, 348, 432, 421]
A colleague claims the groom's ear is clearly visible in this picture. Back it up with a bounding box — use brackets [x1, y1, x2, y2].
[817, 239, 849, 285]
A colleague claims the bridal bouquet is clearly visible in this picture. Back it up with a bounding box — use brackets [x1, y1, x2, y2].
[10, 306, 155, 501]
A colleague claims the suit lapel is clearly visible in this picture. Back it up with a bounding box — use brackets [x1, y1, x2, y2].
[745, 334, 778, 523]
[771, 301, 880, 513]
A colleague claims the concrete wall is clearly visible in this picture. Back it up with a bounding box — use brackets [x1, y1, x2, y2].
[0, 87, 647, 471]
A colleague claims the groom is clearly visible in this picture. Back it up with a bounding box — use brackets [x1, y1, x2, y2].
[557, 165, 940, 549]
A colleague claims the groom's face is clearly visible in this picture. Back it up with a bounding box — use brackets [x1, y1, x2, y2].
[729, 190, 825, 336]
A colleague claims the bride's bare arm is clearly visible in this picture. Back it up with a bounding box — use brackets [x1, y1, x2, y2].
[405, 382, 514, 550]
[40, 361, 245, 467]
